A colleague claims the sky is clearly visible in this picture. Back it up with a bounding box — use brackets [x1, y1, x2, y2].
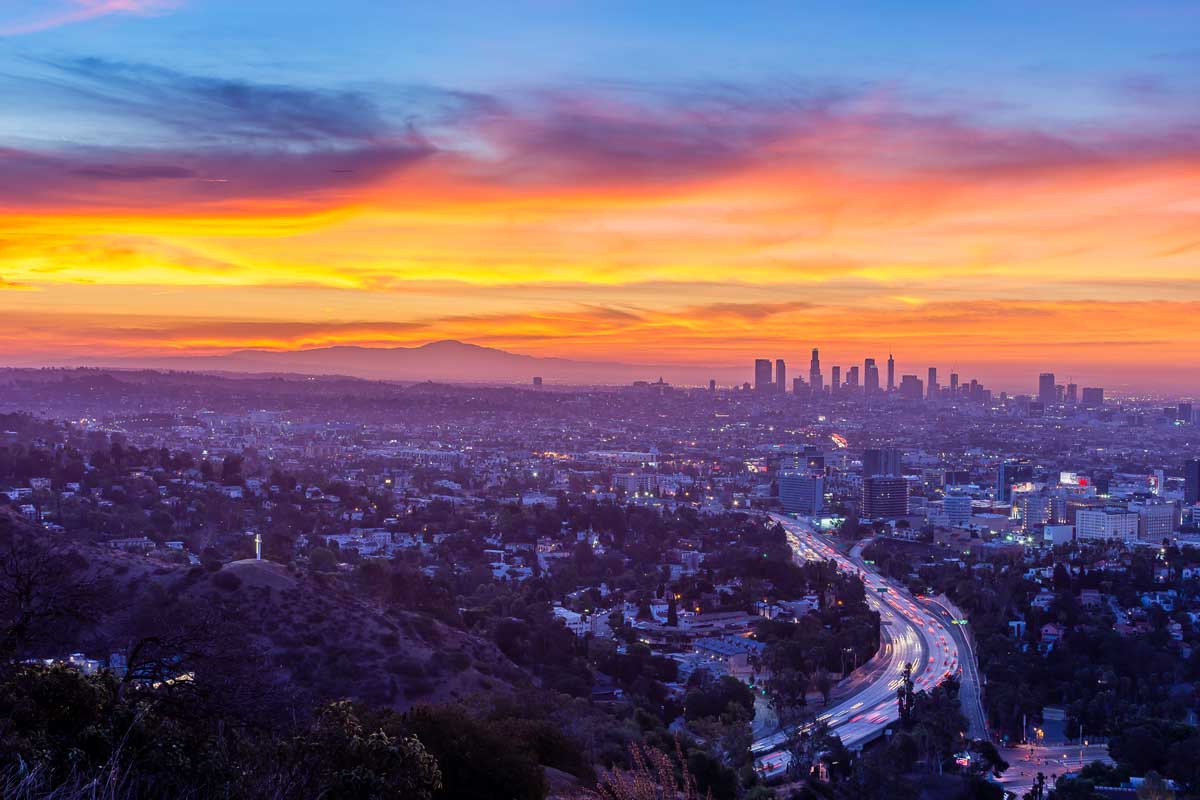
[1, 1, 1199, 393]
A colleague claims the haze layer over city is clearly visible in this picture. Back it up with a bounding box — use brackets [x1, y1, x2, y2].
[2, 3, 1199, 800]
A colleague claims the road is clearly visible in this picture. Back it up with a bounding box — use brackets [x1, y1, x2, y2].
[923, 594, 988, 740]
[752, 515, 963, 773]
[995, 744, 1114, 798]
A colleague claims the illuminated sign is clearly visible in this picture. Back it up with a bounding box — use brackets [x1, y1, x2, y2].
[1060, 471, 1089, 487]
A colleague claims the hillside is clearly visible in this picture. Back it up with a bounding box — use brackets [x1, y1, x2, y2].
[0, 509, 527, 712]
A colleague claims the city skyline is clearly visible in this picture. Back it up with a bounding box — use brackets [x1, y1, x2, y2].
[1, 2, 1199, 391]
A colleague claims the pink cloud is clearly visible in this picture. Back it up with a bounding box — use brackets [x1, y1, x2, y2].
[0, 0, 177, 35]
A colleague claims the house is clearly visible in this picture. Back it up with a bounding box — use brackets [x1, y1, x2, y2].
[693, 636, 769, 683]
[1040, 623, 1064, 649]
[1030, 590, 1056, 611]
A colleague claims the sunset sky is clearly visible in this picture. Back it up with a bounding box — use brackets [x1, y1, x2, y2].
[2, 1, 1199, 392]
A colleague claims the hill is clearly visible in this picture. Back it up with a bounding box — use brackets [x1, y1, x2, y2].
[0, 508, 527, 712]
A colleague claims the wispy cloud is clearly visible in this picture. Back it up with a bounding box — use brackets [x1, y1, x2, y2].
[0, 1, 177, 36]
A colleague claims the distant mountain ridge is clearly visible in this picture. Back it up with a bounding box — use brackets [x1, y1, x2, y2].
[69, 339, 743, 386]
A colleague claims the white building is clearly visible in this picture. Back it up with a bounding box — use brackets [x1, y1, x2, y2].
[1075, 507, 1139, 543]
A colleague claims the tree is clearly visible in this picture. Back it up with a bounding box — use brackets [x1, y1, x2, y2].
[0, 522, 101, 663]
[1137, 771, 1176, 800]
[403, 705, 546, 800]
[1024, 772, 1047, 800]
[592, 741, 707, 800]
[309, 546, 337, 572]
[288, 701, 442, 800]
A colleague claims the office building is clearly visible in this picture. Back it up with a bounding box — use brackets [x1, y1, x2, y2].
[943, 494, 972, 527]
[846, 366, 859, 390]
[754, 359, 773, 392]
[899, 374, 923, 400]
[775, 359, 787, 394]
[809, 349, 822, 393]
[1075, 507, 1138, 543]
[864, 358, 879, 395]
[886, 354, 895, 393]
[997, 461, 1036, 503]
[863, 447, 903, 477]
[779, 471, 824, 514]
[1131, 500, 1177, 543]
[532, 376, 543, 387]
[1038, 372, 1056, 405]
[1012, 491, 1064, 532]
[830, 366, 841, 396]
[1186, 459, 1200, 505]
[1080, 387, 1104, 408]
[927, 367, 938, 400]
[792, 377, 805, 395]
[708, 379, 716, 392]
[949, 373, 959, 396]
[862, 476, 909, 519]
[1066, 383, 1078, 405]
[1178, 403, 1193, 423]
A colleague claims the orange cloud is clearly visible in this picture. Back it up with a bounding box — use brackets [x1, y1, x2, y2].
[2, 72, 1200, 390]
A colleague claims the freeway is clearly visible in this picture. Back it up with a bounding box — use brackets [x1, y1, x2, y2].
[752, 514, 963, 770]
[924, 594, 988, 740]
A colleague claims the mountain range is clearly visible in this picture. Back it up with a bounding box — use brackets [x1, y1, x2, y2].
[65, 340, 744, 386]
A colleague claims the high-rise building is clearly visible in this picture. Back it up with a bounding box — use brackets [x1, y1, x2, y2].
[846, 366, 860, 390]
[779, 471, 824, 514]
[532, 376, 543, 387]
[708, 379, 716, 392]
[949, 373, 959, 397]
[864, 358, 879, 395]
[1080, 387, 1104, 408]
[1075, 507, 1138, 543]
[1186, 459, 1200, 505]
[1066, 383, 1078, 405]
[830, 366, 841, 396]
[792, 376, 805, 395]
[862, 476, 909, 519]
[775, 359, 787, 394]
[863, 447, 903, 477]
[754, 359, 773, 392]
[1177, 403, 1193, 423]
[899, 374, 923, 400]
[886, 354, 895, 393]
[1038, 372, 1056, 405]
[927, 367, 938, 400]
[996, 461, 1035, 503]
[809, 348, 822, 393]
[943, 494, 972, 527]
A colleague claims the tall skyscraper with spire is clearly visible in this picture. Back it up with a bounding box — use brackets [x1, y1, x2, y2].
[809, 348, 822, 393]
[886, 354, 895, 393]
